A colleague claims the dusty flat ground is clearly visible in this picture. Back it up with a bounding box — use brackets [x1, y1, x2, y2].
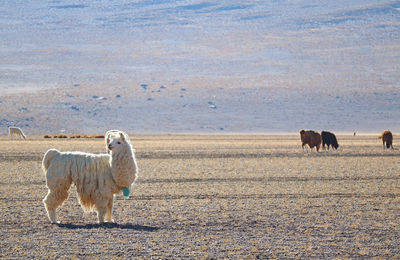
[0, 134, 399, 258]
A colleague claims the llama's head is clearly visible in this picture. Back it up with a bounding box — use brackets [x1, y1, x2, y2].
[105, 130, 131, 154]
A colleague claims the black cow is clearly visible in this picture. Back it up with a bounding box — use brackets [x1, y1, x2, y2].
[321, 131, 339, 150]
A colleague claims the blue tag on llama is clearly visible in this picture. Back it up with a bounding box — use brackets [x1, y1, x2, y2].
[123, 187, 130, 198]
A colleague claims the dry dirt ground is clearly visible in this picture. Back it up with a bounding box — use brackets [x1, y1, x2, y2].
[0, 134, 399, 258]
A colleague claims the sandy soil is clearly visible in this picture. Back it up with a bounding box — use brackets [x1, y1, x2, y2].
[0, 134, 399, 258]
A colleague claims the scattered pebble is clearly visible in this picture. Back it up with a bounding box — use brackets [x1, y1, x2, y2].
[208, 101, 217, 109]
[92, 96, 107, 100]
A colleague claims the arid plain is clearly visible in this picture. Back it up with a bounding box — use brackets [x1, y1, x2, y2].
[0, 134, 399, 258]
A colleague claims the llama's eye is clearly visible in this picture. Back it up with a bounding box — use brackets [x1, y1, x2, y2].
[117, 142, 121, 144]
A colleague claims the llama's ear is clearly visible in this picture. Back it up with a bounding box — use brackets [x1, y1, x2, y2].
[120, 133, 125, 141]
[105, 135, 111, 153]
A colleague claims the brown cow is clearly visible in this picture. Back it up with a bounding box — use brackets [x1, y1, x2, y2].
[379, 130, 393, 149]
[299, 129, 322, 151]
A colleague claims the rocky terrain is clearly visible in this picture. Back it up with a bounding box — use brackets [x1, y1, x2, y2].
[0, 134, 399, 258]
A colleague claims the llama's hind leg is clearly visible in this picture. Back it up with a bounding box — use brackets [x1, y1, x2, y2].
[43, 176, 71, 224]
[43, 188, 69, 224]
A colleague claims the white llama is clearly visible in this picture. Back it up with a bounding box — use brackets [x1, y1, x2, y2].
[8, 126, 26, 140]
[42, 130, 138, 224]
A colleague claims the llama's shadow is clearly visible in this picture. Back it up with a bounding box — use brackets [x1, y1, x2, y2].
[56, 222, 158, 231]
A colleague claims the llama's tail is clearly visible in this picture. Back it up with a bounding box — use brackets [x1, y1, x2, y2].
[42, 149, 60, 172]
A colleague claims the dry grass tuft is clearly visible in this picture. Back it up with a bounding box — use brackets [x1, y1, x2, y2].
[53, 134, 68, 139]
[91, 135, 105, 138]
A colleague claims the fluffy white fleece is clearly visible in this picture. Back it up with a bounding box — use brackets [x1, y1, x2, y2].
[42, 130, 138, 224]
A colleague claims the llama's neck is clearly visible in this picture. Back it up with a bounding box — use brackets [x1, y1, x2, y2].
[110, 146, 137, 188]
[111, 146, 133, 164]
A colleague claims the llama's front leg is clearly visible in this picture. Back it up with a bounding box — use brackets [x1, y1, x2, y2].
[96, 206, 106, 224]
[95, 199, 109, 224]
[105, 197, 114, 223]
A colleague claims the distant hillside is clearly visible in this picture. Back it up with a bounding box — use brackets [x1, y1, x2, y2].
[0, 1, 399, 134]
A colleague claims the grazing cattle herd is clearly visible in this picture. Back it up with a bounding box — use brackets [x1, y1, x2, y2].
[300, 129, 394, 151]
[4, 126, 396, 151]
